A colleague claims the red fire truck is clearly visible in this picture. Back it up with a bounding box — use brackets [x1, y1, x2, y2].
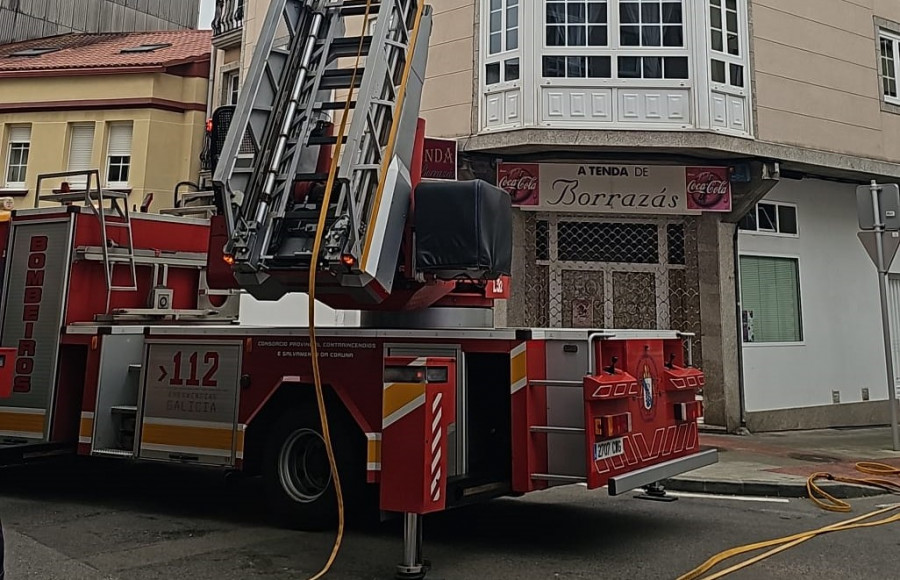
[0, 0, 716, 577]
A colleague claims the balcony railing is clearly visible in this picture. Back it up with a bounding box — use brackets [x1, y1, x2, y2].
[212, 0, 244, 39]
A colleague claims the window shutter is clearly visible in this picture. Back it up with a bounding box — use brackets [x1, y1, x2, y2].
[8, 126, 30, 143]
[740, 256, 801, 342]
[107, 123, 133, 157]
[68, 124, 95, 172]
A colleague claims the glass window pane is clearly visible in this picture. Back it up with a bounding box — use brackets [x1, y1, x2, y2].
[726, 0, 737, 9]
[729, 63, 744, 86]
[726, 9, 738, 33]
[618, 56, 641, 78]
[507, 6, 518, 27]
[778, 205, 797, 235]
[711, 59, 726, 83]
[758, 203, 777, 230]
[620, 2, 639, 24]
[567, 56, 586, 77]
[588, 25, 608, 46]
[641, 3, 660, 23]
[507, 29, 518, 49]
[727, 32, 739, 55]
[490, 32, 501, 53]
[662, 2, 682, 23]
[547, 26, 565, 46]
[486, 62, 501, 84]
[643, 56, 663, 78]
[665, 56, 689, 78]
[891, 79, 898, 97]
[543, 56, 566, 77]
[711, 29, 723, 51]
[505, 57, 520, 81]
[621, 25, 640, 46]
[588, 2, 607, 23]
[710, 6, 721, 27]
[567, 3, 585, 23]
[663, 25, 683, 46]
[568, 26, 586, 45]
[547, 2, 566, 24]
[642, 26, 661, 46]
[588, 55, 611, 77]
[490, 0, 501, 10]
[490, 11, 501, 32]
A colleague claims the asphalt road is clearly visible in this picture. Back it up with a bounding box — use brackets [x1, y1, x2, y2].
[0, 458, 898, 580]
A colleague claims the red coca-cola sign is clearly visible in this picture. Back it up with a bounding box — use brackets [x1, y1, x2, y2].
[496, 163, 540, 206]
[685, 167, 731, 211]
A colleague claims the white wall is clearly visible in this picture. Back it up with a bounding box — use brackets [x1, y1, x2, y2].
[739, 178, 899, 412]
[237, 293, 360, 327]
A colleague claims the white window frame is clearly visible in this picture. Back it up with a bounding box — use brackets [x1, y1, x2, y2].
[67, 123, 96, 188]
[105, 122, 133, 189]
[738, 252, 804, 346]
[879, 28, 900, 106]
[539, 0, 691, 83]
[4, 125, 31, 190]
[482, 0, 522, 88]
[223, 69, 240, 106]
[738, 201, 799, 238]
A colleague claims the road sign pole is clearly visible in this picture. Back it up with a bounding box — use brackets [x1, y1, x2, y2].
[870, 180, 900, 451]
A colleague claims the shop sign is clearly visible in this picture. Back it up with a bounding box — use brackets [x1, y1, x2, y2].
[422, 137, 457, 180]
[496, 163, 732, 215]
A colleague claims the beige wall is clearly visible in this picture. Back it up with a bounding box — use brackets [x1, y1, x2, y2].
[0, 72, 207, 210]
[752, 0, 900, 162]
[420, 0, 477, 138]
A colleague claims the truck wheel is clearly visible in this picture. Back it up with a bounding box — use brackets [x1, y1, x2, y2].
[262, 409, 363, 531]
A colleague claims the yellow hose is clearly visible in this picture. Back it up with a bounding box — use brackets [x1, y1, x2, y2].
[306, 2, 372, 578]
[677, 461, 900, 580]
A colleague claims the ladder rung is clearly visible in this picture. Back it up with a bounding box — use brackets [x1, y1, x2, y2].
[320, 68, 364, 90]
[295, 172, 329, 181]
[328, 36, 373, 59]
[317, 100, 357, 111]
[308, 135, 347, 146]
[104, 221, 131, 228]
[340, 1, 382, 16]
[110, 285, 138, 292]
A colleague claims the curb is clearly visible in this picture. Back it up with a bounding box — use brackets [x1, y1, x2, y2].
[661, 477, 889, 499]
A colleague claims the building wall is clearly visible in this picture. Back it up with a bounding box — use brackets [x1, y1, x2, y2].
[0, 0, 200, 44]
[751, 0, 900, 162]
[739, 178, 900, 417]
[0, 72, 207, 209]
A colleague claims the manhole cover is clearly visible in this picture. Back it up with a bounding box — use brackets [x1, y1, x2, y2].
[788, 453, 841, 463]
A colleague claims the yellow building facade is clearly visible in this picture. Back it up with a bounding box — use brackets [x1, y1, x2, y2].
[0, 30, 211, 210]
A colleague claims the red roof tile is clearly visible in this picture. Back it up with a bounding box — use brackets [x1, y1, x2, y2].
[0, 30, 211, 73]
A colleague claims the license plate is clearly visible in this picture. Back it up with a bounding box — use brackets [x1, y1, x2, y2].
[594, 438, 625, 461]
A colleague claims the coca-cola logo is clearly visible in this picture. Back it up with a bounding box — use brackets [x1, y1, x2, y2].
[686, 168, 731, 210]
[497, 164, 540, 205]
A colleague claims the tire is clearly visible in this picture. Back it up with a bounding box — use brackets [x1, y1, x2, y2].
[262, 407, 365, 531]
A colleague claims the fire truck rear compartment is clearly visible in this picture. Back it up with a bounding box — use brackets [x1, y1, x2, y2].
[446, 352, 512, 506]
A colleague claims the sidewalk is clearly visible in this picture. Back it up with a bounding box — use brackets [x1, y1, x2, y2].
[663, 426, 900, 498]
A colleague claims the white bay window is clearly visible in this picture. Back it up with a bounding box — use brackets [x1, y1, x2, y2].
[479, 0, 751, 134]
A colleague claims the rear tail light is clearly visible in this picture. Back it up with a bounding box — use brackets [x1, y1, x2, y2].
[595, 412, 632, 438]
[675, 401, 703, 422]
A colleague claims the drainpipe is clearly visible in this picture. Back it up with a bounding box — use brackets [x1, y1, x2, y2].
[733, 223, 747, 427]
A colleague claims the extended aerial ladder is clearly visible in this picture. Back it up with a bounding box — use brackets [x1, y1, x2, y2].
[213, 0, 435, 305]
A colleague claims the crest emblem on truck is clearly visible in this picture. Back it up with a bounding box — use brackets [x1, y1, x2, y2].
[641, 365, 654, 411]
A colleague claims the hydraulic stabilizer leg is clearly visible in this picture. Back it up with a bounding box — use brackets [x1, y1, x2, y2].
[396, 513, 429, 580]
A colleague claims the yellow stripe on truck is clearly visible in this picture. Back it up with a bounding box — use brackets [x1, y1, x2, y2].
[0, 409, 45, 435]
[382, 382, 426, 420]
[79, 416, 93, 439]
[510, 343, 528, 393]
[141, 423, 234, 451]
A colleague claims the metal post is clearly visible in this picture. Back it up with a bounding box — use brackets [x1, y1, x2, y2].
[396, 513, 425, 579]
[870, 180, 900, 452]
